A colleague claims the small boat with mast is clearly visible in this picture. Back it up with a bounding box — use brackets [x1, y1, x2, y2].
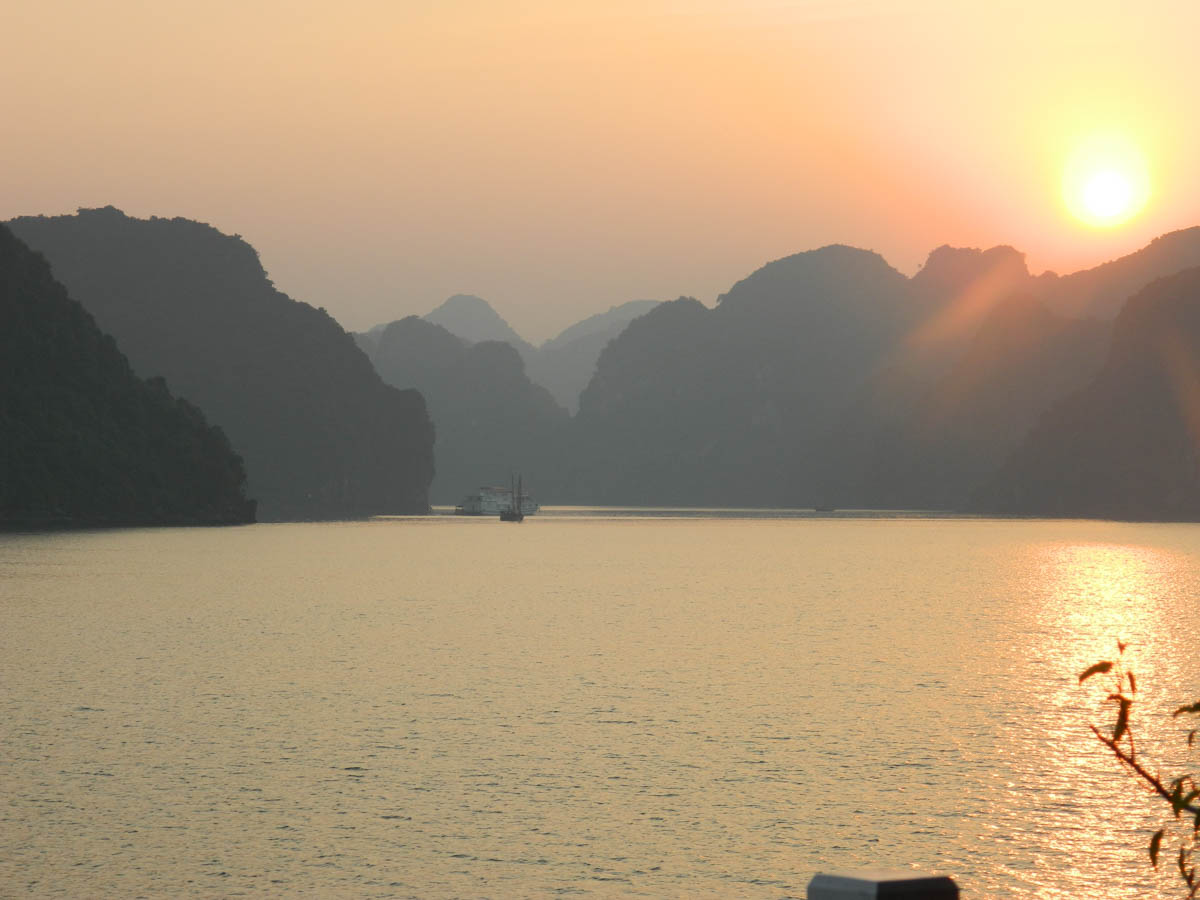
[499, 474, 526, 522]
[454, 477, 538, 517]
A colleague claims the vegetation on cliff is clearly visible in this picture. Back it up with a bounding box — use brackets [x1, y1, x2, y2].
[0, 225, 254, 527]
[9, 208, 434, 520]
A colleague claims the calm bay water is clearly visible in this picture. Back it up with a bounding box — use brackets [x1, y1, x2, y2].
[2, 511, 1198, 898]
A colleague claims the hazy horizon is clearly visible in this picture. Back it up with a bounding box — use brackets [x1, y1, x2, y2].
[4, 0, 1199, 341]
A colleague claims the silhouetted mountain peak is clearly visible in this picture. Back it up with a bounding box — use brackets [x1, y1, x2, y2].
[542, 299, 660, 351]
[717, 244, 901, 310]
[614, 296, 709, 342]
[1039, 226, 1200, 319]
[19, 206, 269, 300]
[433, 292, 494, 317]
[78, 204, 127, 220]
[380, 315, 467, 351]
[1145, 226, 1200, 254]
[9, 209, 434, 519]
[898, 244, 1038, 355]
[423, 293, 532, 351]
[468, 338, 525, 369]
[372, 316, 467, 378]
[912, 244, 1030, 303]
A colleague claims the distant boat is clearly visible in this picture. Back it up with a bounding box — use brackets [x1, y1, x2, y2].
[454, 480, 539, 517]
[500, 475, 526, 522]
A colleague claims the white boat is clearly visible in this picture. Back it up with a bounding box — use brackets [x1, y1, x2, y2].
[455, 484, 539, 516]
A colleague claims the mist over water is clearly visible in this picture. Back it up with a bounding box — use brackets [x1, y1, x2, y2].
[2, 513, 1196, 897]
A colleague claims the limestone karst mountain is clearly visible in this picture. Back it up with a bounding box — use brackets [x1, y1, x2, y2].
[8, 207, 434, 520]
[366, 294, 660, 413]
[365, 316, 569, 504]
[561, 233, 1200, 510]
[354, 228, 1200, 512]
[1037, 227, 1200, 319]
[975, 266, 1200, 519]
[830, 292, 1108, 510]
[566, 246, 920, 505]
[527, 299, 659, 412]
[424, 294, 536, 359]
[0, 224, 255, 527]
[20, 205, 1200, 519]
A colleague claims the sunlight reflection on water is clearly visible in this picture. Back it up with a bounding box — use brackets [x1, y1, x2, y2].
[1, 515, 1197, 898]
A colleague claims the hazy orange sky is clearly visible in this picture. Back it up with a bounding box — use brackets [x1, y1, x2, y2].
[4, 1, 1198, 341]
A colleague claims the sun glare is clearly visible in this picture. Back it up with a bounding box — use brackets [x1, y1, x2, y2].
[1063, 135, 1151, 228]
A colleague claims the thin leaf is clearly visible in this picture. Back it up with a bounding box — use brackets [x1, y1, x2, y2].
[1128, 670, 1138, 693]
[1114, 697, 1131, 742]
[1150, 829, 1165, 868]
[1080, 661, 1114, 683]
[1172, 780, 1187, 817]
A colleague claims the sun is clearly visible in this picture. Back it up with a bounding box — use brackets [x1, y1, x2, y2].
[1063, 134, 1151, 228]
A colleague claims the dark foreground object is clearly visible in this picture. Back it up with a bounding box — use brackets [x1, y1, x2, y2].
[808, 869, 959, 899]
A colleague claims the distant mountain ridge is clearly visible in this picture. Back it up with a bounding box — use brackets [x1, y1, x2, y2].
[16, 203, 1200, 520]
[9, 207, 434, 520]
[363, 295, 660, 412]
[540, 299, 660, 351]
[560, 231, 1200, 509]
[364, 316, 569, 503]
[1036, 227, 1200, 319]
[527, 299, 660, 411]
[352, 228, 1200, 513]
[424, 294, 536, 358]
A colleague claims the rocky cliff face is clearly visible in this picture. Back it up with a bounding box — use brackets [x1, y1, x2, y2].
[367, 316, 568, 504]
[9, 208, 434, 520]
[527, 299, 660, 412]
[562, 235, 1200, 511]
[975, 266, 1200, 519]
[833, 293, 1108, 509]
[0, 224, 255, 527]
[567, 246, 919, 505]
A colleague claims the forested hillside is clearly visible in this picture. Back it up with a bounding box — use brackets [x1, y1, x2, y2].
[0, 225, 255, 527]
[9, 208, 434, 520]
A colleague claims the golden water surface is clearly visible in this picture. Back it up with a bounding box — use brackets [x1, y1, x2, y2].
[1, 512, 1198, 897]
